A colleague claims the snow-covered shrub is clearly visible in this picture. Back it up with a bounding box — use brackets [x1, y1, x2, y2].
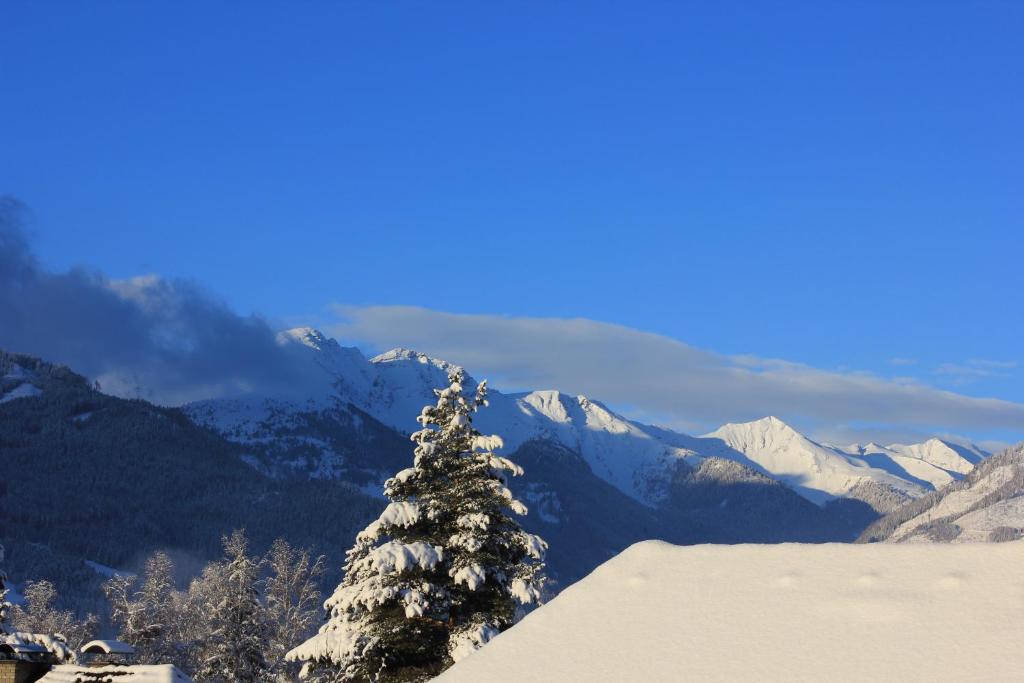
[10, 580, 97, 654]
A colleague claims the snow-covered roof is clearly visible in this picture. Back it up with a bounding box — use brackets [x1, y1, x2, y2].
[81, 640, 136, 655]
[1, 632, 72, 662]
[0, 641, 49, 655]
[39, 665, 192, 683]
[438, 540, 1024, 682]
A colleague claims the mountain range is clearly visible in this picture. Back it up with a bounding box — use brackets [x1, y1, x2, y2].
[0, 328, 1010, 612]
[187, 328, 987, 512]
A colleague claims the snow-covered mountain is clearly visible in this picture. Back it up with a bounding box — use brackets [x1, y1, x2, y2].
[188, 329, 700, 505]
[836, 439, 983, 490]
[701, 417, 927, 507]
[859, 442, 1024, 543]
[186, 328, 988, 515]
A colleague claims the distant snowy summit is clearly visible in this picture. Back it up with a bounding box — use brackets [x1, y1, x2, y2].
[186, 328, 989, 513]
[702, 416, 983, 505]
[859, 442, 1024, 543]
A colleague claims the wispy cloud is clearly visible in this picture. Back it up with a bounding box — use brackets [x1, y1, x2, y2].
[934, 358, 1018, 384]
[327, 304, 1024, 436]
[888, 357, 918, 366]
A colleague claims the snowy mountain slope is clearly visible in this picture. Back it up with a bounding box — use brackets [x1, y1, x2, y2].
[838, 438, 983, 490]
[858, 443, 1024, 543]
[438, 541, 1024, 683]
[193, 330, 700, 505]
[701, 417, 927, 508]
[366, 349, 692, 504]
[190, 329, 985, 513]
[888, 438, 985, 472]
[185, 396, 411, 485]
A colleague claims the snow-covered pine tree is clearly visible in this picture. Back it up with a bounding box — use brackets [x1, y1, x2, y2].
[198, 531, 268, 683]
[288, 369, 546, 682]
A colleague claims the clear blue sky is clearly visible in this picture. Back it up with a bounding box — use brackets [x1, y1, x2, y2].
[2, 2, 1022, 410]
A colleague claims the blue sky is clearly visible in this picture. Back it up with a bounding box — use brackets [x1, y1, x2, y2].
[2, 2, 1022, 444]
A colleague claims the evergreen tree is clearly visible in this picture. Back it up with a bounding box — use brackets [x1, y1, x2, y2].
[289, 369, 546, 682]
[198, 530, 268, 683]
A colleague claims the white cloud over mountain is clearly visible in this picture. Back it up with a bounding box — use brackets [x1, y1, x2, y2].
[327, 305, 1024, 439]
[3, 197, 1022, 443]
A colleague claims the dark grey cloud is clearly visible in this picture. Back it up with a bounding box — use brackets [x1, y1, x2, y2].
[0, 197, 315, 404]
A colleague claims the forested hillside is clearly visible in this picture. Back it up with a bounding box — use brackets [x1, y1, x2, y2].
[0, 351, 381, 610]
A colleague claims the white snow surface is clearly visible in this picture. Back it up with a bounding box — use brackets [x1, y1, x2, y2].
[438, 541, 1024, 683]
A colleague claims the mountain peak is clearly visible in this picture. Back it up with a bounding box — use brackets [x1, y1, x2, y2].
[276, 327, 337, 352]
[720, 415, 801, 437]
[370, 348, 462, 374]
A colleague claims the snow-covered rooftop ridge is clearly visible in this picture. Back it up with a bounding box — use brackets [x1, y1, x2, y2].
[438, 540, 1024, 683]
[39, 665, 192, 683]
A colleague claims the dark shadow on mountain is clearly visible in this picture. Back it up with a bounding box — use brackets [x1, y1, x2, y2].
[0, 349, 381, 606]
[854, 453, 942, 490]
[508, 439, 664, 588]
[507, 440, 874, 589]
[664, 458, 871, 543]
[943, 441, 986, 466]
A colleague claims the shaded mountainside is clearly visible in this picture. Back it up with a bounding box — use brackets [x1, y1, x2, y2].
[185, 397, 411, 486]
[0, 350, 381, 606]
[857, 442, 1024, 543]
[1, 347, 883, 613]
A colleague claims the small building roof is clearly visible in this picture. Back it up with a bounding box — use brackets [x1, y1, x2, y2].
[39, 665, 192, 683]
[1, 632, 72, 662]
[81, 640, 136, 655]
[0, 641, 50, 655]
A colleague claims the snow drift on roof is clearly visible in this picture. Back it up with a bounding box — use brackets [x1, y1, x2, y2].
[438, 540, 1024, 682]
[39, 665, 192, 683]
